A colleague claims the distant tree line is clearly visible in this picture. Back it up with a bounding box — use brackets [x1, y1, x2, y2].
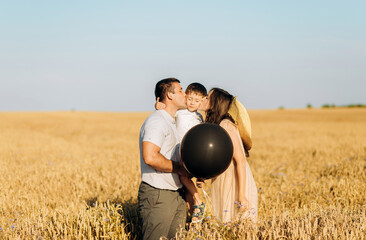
[321, 104, 366, 108]
[277, 103, 366, 110]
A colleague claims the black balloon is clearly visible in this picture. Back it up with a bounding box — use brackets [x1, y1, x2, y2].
[181, 123, 234, 179]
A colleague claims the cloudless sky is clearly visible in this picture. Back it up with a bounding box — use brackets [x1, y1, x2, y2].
[1, 0, 365, 111]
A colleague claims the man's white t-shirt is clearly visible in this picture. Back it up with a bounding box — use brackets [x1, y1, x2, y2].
[139, 110, 182, 190]
[176, 109, 203, 141]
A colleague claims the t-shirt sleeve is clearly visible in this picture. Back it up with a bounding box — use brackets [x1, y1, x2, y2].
[142, 118, 165, 148]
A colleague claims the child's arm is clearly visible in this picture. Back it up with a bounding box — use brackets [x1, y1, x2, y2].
[155, 97, 166, 110]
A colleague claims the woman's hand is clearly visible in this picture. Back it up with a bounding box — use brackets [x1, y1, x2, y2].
[155, 97, 166, 110]
[196, 178, 205, 188]
[237, 199, 249, 212]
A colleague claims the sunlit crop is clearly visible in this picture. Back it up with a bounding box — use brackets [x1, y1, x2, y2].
[0, 109, 365, 239]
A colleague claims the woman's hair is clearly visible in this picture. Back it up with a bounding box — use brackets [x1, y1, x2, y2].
[205, 88, 235, 124]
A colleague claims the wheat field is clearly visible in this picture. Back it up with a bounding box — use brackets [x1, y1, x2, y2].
[0, 109, 365, 239]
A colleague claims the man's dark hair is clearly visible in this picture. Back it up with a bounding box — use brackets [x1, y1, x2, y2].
[185, 82, 207, 96]
[155, 78, 180, 102]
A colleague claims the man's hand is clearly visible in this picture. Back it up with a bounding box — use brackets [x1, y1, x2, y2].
[173, 161, 190, 177]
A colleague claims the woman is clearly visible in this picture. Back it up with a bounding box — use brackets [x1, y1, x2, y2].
[202, 88, 258, 223]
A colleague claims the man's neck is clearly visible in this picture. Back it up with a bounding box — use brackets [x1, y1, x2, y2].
[163, 104, 178, 118]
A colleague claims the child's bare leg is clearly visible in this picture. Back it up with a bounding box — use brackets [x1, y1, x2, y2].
[180, 176, 202, 208]
[180, 176, 205, 222]
[185, 189, 194, 214]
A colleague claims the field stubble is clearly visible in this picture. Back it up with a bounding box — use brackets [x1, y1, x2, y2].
[0, 109, 365, 239]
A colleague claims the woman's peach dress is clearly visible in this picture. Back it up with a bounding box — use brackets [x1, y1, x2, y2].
[211, 119, 258, 223]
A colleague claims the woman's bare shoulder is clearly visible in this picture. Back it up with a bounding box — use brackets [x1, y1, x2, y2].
[219, 119, 237, 131]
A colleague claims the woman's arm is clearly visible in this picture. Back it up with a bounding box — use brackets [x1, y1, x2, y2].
[220, 120, 249, 210]
[155, 97, 166, 110]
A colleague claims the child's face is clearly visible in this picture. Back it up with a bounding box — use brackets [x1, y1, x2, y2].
[186, 93, 205, 112]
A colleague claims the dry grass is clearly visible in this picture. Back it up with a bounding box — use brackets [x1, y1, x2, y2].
[0, 109, 365, 239]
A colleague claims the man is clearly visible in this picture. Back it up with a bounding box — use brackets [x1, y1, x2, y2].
[138, 78, 189, 240]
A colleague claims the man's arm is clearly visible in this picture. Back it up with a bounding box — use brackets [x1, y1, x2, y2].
[142, 141, 190, 177]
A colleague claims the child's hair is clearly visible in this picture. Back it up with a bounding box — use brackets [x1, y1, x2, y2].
[185, 82, 207, 97]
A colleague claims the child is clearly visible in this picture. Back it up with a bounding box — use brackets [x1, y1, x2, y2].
[156, 82, 207, 223]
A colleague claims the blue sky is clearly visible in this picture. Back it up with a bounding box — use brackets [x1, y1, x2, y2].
[1, 1, 365, 111]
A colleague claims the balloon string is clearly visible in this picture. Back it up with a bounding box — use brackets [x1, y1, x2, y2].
[202, 188, 215, 218]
